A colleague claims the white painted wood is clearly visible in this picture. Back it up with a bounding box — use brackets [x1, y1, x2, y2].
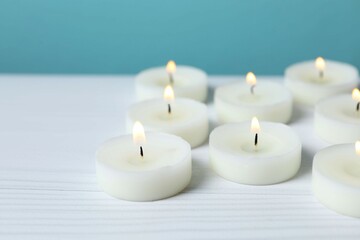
[0, 75, 359, 240]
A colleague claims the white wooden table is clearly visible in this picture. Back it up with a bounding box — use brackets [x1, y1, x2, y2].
[0, 75, 359, 240]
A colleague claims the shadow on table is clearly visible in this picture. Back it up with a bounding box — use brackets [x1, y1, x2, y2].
[206, 86, 215, 104]
[292, 147, 314, 180]
[289, 104, 313, 124]
[185, 157, 212, 192]
[199, 119, 218, 145]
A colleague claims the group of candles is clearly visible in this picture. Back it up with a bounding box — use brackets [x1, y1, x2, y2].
[96, 58, 360, 218]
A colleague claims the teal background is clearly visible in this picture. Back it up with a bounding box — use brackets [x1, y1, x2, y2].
[0, 0, 359, 75]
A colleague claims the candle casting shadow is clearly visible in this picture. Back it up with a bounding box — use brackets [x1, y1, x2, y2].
[192, 119, 218, 149]
[288, 104, 312, 124]
[292, 147, 314, 180]
[185, 157, 213, 192]
[206, 86, 215, 104]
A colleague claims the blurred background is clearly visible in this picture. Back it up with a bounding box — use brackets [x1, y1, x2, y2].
[0, 0, 359, 75]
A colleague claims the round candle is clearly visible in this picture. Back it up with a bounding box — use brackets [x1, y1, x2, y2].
[127, 85, 208, 148]
[96, 122, 192, 201]
[135, 61, 208, 102]
[209, 118, 302, 185]
[215, 73, 293, 123]
[315, 90, 360, 143]
[312, 142, 360, 217]
[285, 58, 359, 106]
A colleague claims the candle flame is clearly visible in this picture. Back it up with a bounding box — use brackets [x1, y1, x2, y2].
[133, 121, 146, 145]
[246, 72, 257, 86]
[163, 85, 175, 102]
[352, 88, 360, 102]
[166, 60, 176, 74]
[251, 117, 260, 134]
[356, 141, 360, 156]
[315, 57, 326, 71]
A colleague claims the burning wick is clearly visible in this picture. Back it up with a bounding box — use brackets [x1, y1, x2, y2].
[164, 85, 175, 115]
[315, 57, 326, 79]
[254, 133, 258, 147]
[251, 117, 261, 150]
[133, 121, 146, 158]
[168, 104, 171, 114]
[246, 72, 257, 95]
[140, 146, 144, 157]
[166, 60, 176, 85]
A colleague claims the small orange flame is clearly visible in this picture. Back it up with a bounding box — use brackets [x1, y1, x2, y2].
[246, 72, 257, 86]
[163, 85, 175, 102]
[166, 60, 176, 74]
[356, 141, 360, 156]
[352, 88, 360, 102]
[251, 117, 260, 134]
[133, 121, 146, 145]
[315, 57, 326, 71]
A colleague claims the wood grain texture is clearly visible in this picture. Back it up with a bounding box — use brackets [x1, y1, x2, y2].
[0, 75, 359, 240]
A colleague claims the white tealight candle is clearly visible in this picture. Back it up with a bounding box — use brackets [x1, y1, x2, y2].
[209, 118, 302, 185]
[312, 142, 360, 217]
[127, 85, 208, 148]
[315, 89, 360, 143]
[135, 60, 208, 102]
[214, 73, 293, 123]
[285, 57, 359, 106]
[96, 122, 192, 201]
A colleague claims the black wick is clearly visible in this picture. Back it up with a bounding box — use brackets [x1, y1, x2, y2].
[168, 103, 172, 114]
[254, 133, 258, 147]
[250, 85, 255, 95]
[169, 73, 174, 85]
[357, 102, 360, 112]
[140, 146, 144, 157]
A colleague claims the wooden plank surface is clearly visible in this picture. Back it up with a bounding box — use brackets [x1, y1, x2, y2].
[0, 75, 359, 240]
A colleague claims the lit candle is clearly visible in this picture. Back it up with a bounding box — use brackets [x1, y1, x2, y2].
[214, 72, 293, 123]
[209, 118, 302, 185]
[96, 121, 192, 201]
[135, 60, 208, 102]
[314, 88, 360, 143]
[285, 57, 359, 106]
[312, 141, 360, 217]
[127, 85, 208, 148]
